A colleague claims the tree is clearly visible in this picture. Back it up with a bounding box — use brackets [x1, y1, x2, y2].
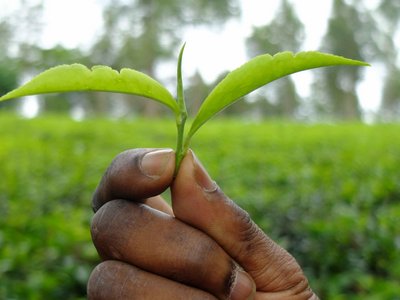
[89, 0, 240, 117]
[312, 0, 400, 121]
[0, 20, 18, 102]
[375, 0, 400, 120]
[27, 45, 92, 114]
[312, 0, 384, 120]
[380, 67, 400, 120]
[0, 0, 44, 112]
[246, 0, 304, 119]
[185, 71, 211, 115]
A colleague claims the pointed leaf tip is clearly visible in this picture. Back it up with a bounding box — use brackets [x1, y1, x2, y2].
[0, 63, 179, 113]
[187, 51, 369, 140]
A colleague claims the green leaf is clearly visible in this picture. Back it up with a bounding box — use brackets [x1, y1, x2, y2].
[0, 64, 179, 114]
[175, 43, 189, 172]
[186, 51, 370, 141]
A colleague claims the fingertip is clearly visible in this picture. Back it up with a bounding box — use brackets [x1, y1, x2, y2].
[229, 270, 256, 300]
[189, 149, 218, 193]
[140, 148, 175, 179]
[171, 149, 224, 230]
[92, 148, 175, 211]
[174, 149, 218, 195]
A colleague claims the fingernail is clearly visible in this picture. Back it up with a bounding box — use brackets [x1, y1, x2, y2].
[140, 149, 174, 179]
[230, 270, 256, 300]
[190, 150, 218, 193]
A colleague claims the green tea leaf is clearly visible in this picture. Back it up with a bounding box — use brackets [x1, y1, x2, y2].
[186, 51, 370, 140]
[175, 43, 189, 172]
[0, 64, 179, 113]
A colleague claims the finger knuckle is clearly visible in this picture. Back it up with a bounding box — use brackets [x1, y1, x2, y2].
[234, 207, 266, 255]
[87, 261, 128, 300]
[90, 200, 129, 260]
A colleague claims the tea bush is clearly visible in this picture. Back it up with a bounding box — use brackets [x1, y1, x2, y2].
[0, 114, 399, 299]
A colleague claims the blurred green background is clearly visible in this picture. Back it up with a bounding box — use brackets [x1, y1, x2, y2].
[1, 0, 400, 299]
[1, 115, 399, 299]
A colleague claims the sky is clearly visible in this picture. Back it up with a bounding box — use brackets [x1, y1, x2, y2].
[38, 0, 334, 85]
[2, 0, 384, 117]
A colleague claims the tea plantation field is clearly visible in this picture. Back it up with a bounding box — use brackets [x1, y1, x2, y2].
[0, 114, 399, 299]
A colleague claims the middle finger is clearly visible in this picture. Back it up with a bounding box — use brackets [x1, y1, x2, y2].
[91, 199, 236, 299]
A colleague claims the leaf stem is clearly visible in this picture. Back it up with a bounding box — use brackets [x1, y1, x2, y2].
[175, 43, 188, 175]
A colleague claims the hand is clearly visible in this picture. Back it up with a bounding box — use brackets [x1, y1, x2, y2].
[87, 149, 319, 300]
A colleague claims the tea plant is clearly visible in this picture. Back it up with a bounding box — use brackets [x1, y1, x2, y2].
[0, 44, 368, 171]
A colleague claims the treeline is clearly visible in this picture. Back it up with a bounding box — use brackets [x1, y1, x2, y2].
[0, 0, 399, 121]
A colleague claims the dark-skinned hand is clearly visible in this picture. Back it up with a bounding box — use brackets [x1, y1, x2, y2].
[87, 148, 319, 300]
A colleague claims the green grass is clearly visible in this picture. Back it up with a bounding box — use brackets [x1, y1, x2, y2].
[0, 114, 399, 299]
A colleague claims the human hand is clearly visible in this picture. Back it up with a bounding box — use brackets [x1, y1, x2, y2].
[87, 149, 319, 299]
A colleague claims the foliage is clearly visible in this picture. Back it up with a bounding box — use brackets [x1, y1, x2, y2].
[187, 51, 367, 141]
[313, 0, 365, 120]
[313, 0, 400, 121]
[0, 114, 399, 299]
[0, 60, 18, 99]
[94, 0, 240, 71]
[0, 64, 178, 112]
[1, 1, 399, 120]
[91, 0, 240, 116]
[0, 49, 368, 170]
[381, 67, 400, 120]
[246, 0, 304, 118]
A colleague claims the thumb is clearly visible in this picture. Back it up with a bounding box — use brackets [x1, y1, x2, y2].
[92, 148, 175, 211]
[171, 150, 313, 297]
